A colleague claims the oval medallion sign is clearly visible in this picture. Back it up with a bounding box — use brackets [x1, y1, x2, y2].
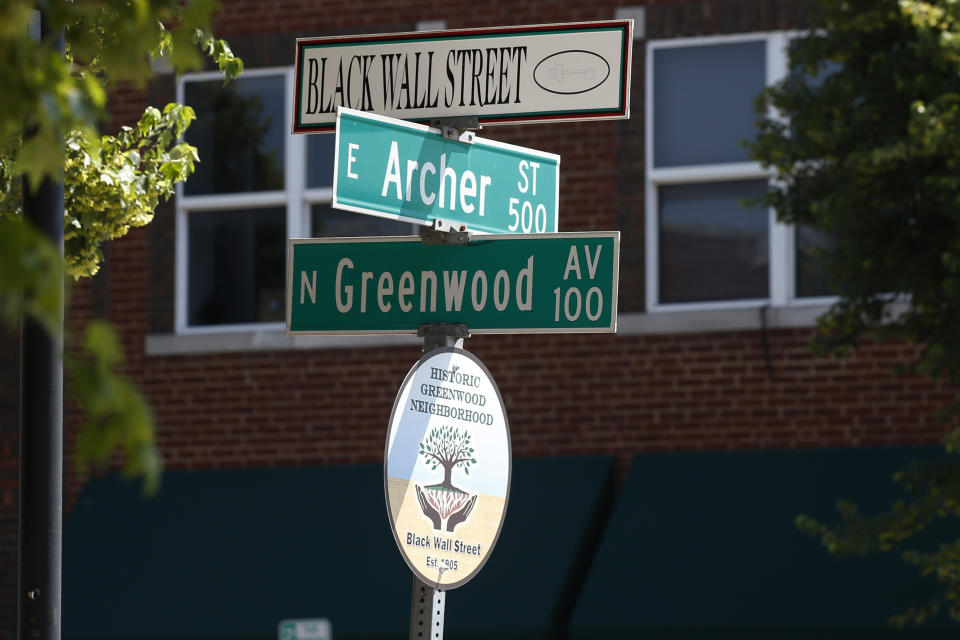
[533, 49, 611, 95]
[385, 347, 511, 589]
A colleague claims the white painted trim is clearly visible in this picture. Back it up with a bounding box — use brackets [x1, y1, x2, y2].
[175, 66, 335, 334]
[617, 305, 829, 335]
[175, 75, 187, 333]
[179, 191, 288, 210]
[644, 175, 659, 312]
[648, 297, 772, 314]
[644, 37, 658, 312]
[146, 330, 422, 356]
[648, 162, 767, 184]
[180, 66, 291, 84]
[769, 208, 792, 306]
[175, 185, 188, 332]
[304, 187, 334, 203]
[648, 31, 782, 50]
[616, 7, 645, 40]
[415, 20, 446, 32]
[175, 320, 285, 335]
[645, 30, 831, 312]
[284, 66, 305, 261]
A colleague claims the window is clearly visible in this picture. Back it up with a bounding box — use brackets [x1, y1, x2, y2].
[176, 68, 413, 332]
[645, 32, 834, 312]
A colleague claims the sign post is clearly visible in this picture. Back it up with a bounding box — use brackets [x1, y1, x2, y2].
[334, 108, 560, 234]
[291, 20, 631, 640]
[294, 20, 633, 133]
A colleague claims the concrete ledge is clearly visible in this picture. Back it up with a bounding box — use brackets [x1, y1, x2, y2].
[617, 304, 831, 335]
[145, 330, 421, 356]
[145, 305, 834, 356]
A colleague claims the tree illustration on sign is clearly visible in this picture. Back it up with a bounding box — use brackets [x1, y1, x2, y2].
[415, 425, 478, 532]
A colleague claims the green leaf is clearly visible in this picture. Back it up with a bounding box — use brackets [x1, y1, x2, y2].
[83, 319, 123, 367]
[68, 320, 161, 495]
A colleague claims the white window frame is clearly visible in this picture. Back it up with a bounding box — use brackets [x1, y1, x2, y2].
[175, 66, 316, 335]
[645, 31, 835, 314]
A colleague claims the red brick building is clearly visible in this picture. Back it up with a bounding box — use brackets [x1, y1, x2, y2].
[3, 1, 957, 638]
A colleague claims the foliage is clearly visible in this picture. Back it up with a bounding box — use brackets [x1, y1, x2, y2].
[748, 0, 960, 625]
[0, 0, 242, 493]
[68, 320, 162, 494]
[0, 217, 64, 337]
[419, 425, 477, 478]
[1, 0, 241, 189]
[2, 103, 199, 279]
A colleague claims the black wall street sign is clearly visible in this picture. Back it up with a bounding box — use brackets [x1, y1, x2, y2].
[293, 20, 633, 133]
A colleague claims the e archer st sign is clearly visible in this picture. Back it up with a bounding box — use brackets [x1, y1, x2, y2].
[293, 20, 633, 132]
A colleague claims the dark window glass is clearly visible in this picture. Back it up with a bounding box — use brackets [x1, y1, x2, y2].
[184, 75, 285, 195]
[307, 134, 335, 189]
[659, 180, 769, 303]
[653, 41, 765, 168]
[796, 223, 836, 297]
[311, 204, 414, 237]
[188, 208, 286, 325]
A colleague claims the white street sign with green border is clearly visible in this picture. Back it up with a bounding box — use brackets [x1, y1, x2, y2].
[293, 20, 633, 132]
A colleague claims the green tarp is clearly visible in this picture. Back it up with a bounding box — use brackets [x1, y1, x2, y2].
[569, 447, 957, 639]
[64, 456, 615, 640]
[65, 447, 960, 639]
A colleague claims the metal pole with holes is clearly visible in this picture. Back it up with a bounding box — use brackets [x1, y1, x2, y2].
[408, 211, 473, 640]
[405, 115, 481, 640]
[409, 576, 445, 640]
[410, 323, 461, 640]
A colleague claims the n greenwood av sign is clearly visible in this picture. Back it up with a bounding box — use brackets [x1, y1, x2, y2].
[286, 232, 619, 335]
[293, 20, 633, 132]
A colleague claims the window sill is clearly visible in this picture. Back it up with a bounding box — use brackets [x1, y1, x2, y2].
[617, 303, 832, 335]
[145, 330, 422, 356]
[144, 304, 838, 356]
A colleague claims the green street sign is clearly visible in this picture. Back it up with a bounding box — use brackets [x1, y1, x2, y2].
[286, 232, 619, 335]
[278, 620, 331, 640]
[332, 107, 559, 234]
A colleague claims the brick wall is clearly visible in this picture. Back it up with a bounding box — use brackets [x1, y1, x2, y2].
[77, 0, 946, 489]
[123, 330, 953, 477]
[7, 0, 959, 638]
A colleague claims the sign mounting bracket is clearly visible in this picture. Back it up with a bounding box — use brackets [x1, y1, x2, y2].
[419, 219, 470, 246]
[430, 116, 480, 143]
[418, 323, 470, 352]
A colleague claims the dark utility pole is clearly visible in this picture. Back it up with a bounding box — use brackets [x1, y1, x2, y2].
[19, 10, 65, 640]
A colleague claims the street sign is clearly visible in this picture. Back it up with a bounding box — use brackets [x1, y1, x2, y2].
[385, 347, 510, 590]
[286, 231, 619, 335]
[278, 620, 331, 640]
[293, 20, 633, 133]
[333, 107, 559, 234]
